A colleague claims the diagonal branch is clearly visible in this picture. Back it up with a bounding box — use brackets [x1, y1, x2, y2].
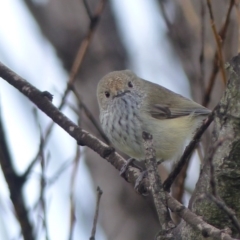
[163, 113, 213, 192]
[142, 131, 174, 237]
[203, 0, 234, 106]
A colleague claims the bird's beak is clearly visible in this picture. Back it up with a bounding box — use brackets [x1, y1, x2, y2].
[113, 90, 130, 99]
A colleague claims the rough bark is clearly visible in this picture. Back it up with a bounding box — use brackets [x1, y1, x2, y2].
[173, 54, 240, 239]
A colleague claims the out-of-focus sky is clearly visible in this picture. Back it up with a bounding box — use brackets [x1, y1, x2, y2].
[0, 0, 199, 239]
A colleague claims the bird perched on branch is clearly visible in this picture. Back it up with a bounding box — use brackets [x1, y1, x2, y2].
[97, 70, 210, 165]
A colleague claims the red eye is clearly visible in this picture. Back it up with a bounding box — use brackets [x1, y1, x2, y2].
[128, 81, 133, 88]
[105, 91, 110, 98]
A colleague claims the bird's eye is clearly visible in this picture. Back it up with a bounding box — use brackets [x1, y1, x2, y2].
[128, 81, 133, 88]
[105, 91, 110, 98]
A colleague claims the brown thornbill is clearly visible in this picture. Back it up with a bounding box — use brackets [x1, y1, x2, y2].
[97, 70, 210, 163]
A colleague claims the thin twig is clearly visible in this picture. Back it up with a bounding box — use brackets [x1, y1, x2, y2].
[34, 109, 50, 240]
[70, 85, 109, 144]
[203, 0, 234, 106]
[22, 140, 44, 180]
[206, 0, 227, 85]
[234, 0, 240, 53]
[69, 146, 81, 240]
[163, 112, 214, 192]
[33, 159, 73, 211]
[166, 193, 237, 240]
[22, 108, 46, 181]
[199, 0, 206, 98]
[45, 0, 107, 136]
[142, 131, 174, 236]
[90, 187, 103, 240]
[26, 0, 107, 178]
[171, 161, 189, 205]
[83, 0, 94, 20]
[48, 160, 73, 185]
[158, 0, 172, 30]
[68, 0, 107, 86]
[39, 147, 50, 240]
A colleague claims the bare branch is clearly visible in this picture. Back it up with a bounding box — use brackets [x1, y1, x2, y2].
[69, 146, 81, 240]
[167, 193, 237, 240]
[142, 131, 174, 238]
[163, 113, 213, 192]
[90, 187, 103, 240]
[70, 85, 109, 144]
[203, 0, 234, 106]
[32, 0, 107, 167]
[206, 0, 227, 86]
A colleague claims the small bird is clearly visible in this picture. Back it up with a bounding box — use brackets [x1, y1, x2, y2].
[97, 70, 210, 164]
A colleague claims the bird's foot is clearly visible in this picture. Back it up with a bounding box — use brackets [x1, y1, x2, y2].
[119, 158, 135, 178]
[134, 170, 148, 195]
[120, 158, 143, 181]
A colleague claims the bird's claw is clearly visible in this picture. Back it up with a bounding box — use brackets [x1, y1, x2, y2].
[119, 158, 135, 178]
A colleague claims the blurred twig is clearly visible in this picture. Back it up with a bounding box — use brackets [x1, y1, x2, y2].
[69, 146, 81, 240]
[21, 0, 107, 180]
[171, 160, 188, 206]
[170, 1, 205, 203]
[70, 85, 110, 144]
[163, 112, 214, 192]
[158, 0, 172, 30]
[178, 0, 200, 32]
[22, 108, 46, 181]
[48, 160, 73, 185]
[0, 107, 34, 240]
[39, 149, 50, 240]
[142, 132, 174, 235]
[90, 187, 103, 240]
[199, 0, 206, 97]
[206, 0, 227, 86]
[67, 0, 106, 86]
[203, 0, 234, 106]
[45, 0, 107, 139]
[235, 0, 240, 53]
[34, 109, 50, 240]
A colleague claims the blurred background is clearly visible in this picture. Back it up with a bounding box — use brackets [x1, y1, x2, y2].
[0, 0, 238, 239]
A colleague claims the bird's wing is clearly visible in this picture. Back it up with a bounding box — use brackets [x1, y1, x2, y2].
[149, 104, 211, 119]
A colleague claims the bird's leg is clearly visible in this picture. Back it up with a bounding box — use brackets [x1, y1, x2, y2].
[134, 170, 148, 191]
[119, 158, 136, 177]
[120, 158, 143, 178]
[134, 159, 163, 195]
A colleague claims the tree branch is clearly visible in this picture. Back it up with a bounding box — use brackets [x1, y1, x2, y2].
[163, 113, 213, 192]
[142, 132, 174, 238]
